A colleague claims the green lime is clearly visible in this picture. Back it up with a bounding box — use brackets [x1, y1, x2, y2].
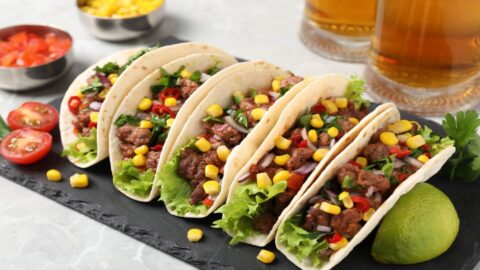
[371, 183, 459, 264]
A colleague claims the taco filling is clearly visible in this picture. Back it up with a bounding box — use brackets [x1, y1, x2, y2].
[112, 65, 221, 197]
[158, 74, 303, 215]
[277, 120, 454, 267]
[62, 48, 152, 163]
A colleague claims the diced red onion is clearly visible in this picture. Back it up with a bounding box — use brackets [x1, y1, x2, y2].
[372, 192, 382, 206]
[224, 116, 249, 133]
[308, 195, 323, 205]
[169, 104, 181, 112]
[200, 73, 211, 83]
[213, 134, 223, 142]
[329, 138, 336, 148]
[89, 101, 102, 111]
[269, 91, 280, 100]
[393, 158, 406, 169]
[259, 153, 275, 168]
[238, 172, 251, 183]
[316, 225, 332, 233]
[293, 162, 317, 175]
[404, 156, 423, 168]
[96, 72, 112, 88]
[372, 170, 385, 175]
[324, 189, 339, 205]
[365, 186, 375, 197]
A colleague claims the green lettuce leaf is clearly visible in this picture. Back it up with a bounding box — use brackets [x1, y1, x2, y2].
[345, 75, 371, 109]
[157, 139, 207, 216]
[61, 128, 97, 163]
[213, 181, 287, 244]
[113, 160, 154, 197]
[278, 214, 329, 267]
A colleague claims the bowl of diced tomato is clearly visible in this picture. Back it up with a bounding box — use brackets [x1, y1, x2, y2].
[0, 24, 74, 91]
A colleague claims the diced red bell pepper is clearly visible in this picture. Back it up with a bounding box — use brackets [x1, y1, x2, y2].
[203, 198, 214, 207]
[327, 232, 342, 243]
[159, 87, 181, 101]
[287, 173, 305, 191]
[396, 172, 409, 182]
[351, 196, 371, 212]
[311, 103, 326, 114]
[151, 144, 163, 151]
[296, 140, 308, 148]
[88, 122, 97, 128]
[151, 102, 175, 118]
[348, 160, 363, 169]
[68, 96, 82, 114]
[389, 146, 412, 158]
[421, 144, 430, 151]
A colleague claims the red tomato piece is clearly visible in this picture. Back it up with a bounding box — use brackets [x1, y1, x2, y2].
[396, 172, 409, 182]
[327, 232, 342, 243]
[7, 102, 59, 132]
[151, 144, 163, 151]
[311, 103, 326, 114]
[351, 196, 371, 212]
[88, 122, 97, 128]
[159, 87, 181, 101]
[348, 160, 363, 169]
[202, 198, 214, 207]
[0, 128, 52, 165]
[388, 146, 411, 158]
[151, 102, 175, 118]
[287, 173, 305, 191]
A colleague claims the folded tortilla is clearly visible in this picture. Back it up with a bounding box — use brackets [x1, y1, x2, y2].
[60, 43, 231, 168]
[275, 106, 455, 270]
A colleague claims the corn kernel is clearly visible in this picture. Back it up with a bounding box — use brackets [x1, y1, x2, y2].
[206, 104, 224, 117]
[308, 129, 318, 142]
[406, 135, 426, 149]
[180, 69, 192, 78]
[271, 79, 281, 92]
[108, 73, 118, 84]
[187, 228, 203, 242]
[203, 180, 220, 195]
[334, 97, 348, 109]
[132, 154, 146, 167]
[273, 170, 291, 184]
[205, 164, 219, 179]
[46, 169, 62, 182]
[166, 118, 175, 128]
[98, 89, 109, 100]
[254, 94, 270, 105]
[388, 120, 413, 134]
[69, 173, 89, 188]
[89, 112, 99, 123]
[355, 157, 368, 168]
[77, 90, 84, 99]
[417, 154, 430, 164]
[363, 208, 376, 221]
[274, 154, 290, 166]
[338, 191, 353, 209]
[257, 249, 275, 264]
[139, 120, 154, 129]
[319, 201, 341, 215]
[321, 99, 338, 114]
[164, 97, 177, 107]
[380, 131, 399, 146]
[256, 172, 273, 189]
[329, 237, 349, 251]
[195, 138, 211, 152]
[251, 108, 266, 121]
[274, 136, 292, 150]
[310, 114, 324, 128]
[137, 97, 153, 111]
[134, 145, 149, 155]
[327, 127, 339, 138]
[313, 148, 329, 162]
[216, 145, 231, 162]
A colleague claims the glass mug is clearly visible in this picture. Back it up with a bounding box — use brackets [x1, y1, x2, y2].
[366, 0, 480, 116]
[299, 0, 377, 62]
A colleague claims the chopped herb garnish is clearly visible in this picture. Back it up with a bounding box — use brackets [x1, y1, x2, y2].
[234, 109, 249, 128]
[118, 46, 158, 74]
[248, 88, 258, 98]
[202, 116, 224, 124]
[280, 86, 291, 96]
[299, 114, 312, 128]
[0, 116, 10, 140]
[94, 62, 120, 75]
[114, 114, 141, 127]
[149, 113, 170, 146]
[150, 66, 184, 95]
[206, 64, 220, 75]
[81, 77, 104, 94]
[380, 156, 395, 181]
[189, 71, 202, 83]
[341, 175, 355, 189]
[232, 92, 244, 105]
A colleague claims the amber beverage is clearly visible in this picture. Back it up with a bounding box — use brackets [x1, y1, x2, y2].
[366, 0, 480, 115]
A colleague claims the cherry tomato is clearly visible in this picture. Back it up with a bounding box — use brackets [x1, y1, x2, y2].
[202, 198, 214, 207]
[287, 173, 305, 191]
[7, 102, 59, 132]
[88, 122, 97, 128]
[159, 87, 181, 101]
[327, 232, 342, 243]
[151, 144, 163, 151]
[68, 96, 82, 114]
[311, 103, 326, 114]
[388, 146, 411, 158]
[0, 128, 52, 165]
[152, 102, 175, 118]
[351, 196, 371, 212]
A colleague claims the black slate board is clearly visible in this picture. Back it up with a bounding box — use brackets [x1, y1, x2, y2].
[1, 37, 479, 270]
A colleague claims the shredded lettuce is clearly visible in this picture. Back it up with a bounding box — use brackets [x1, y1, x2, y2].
[278, 214, 329, 267]
[213, 181, 287, 244]
[113, 160, 154, 197]
[345, 75, 371, 109]
[419, 125, 455, 155]
[62, 128, 97, 163]
[157, 139, 207, 216]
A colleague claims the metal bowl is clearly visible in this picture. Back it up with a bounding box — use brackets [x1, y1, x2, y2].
[0, 24, 74, 92]
[76, 0, 166, 41]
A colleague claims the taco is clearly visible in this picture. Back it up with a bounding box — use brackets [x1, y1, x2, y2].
[213, 74, 395, 246]
[275, 106, 455, 269]
[156, 61, 311, 218]
[60, 43, 231, 168]
[108, 53, 254, 202]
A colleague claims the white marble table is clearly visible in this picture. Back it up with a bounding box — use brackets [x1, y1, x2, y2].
[0, 1, 478, 270]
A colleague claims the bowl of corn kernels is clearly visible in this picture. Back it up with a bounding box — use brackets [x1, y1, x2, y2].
[76, 0, 166, 41]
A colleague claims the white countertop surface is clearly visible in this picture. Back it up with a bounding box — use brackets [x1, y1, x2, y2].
[0, 1, 478, 270]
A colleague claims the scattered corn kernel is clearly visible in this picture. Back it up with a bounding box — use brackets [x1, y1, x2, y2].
[388, 120, 413, 134]
[166, 118, 175, 128]
[310, 114, 324, 128]
[380, 131, 398, 146]
[254, 94, 270, 105]
[417, 154, 430, 164]
[274, 136, 292, 150]
[257, 249, 276, 264]
[338, 191, 353, 209]
[139, 120, 154, 129]
[355, 157, 368, 168]
[313, 148, 329, 162]
[406, 135, 426, 149]
[256, 172, 272, 189]
[334, 97, 348, 109]
[348, 117, 359, 125]
[329, 237, 349, 251]
[205, 164, 219, 179]
[308, 129, 318, 142]
[180, 69, 192, 78]
[134, 145, 149, 155]
[251, 108, 266, 121]
[132, 154, 146, 167]
[327, 127, 339, 138]
[203, 180, 220, 195]
[108, 73, 118, 84]
[187, 228, 203, 242]
[273, 170, 291, 184]
[363, 208, 376, 221]
[89, 112, 99, 123]
[206, 104, 224, 117]
[98, 89, 109, 100]
[319, 201, 341, 215]
[195, 137, 211, 152]
[77, 90, 84, 99]
[69, 173, 89, 188]
[216, 145, 231, 162]
[321, 99, 338, 114]
[137, 97, 153, 111]
[271, 79, 281, 92]
[46, 169, 62, 182]
[274, 154, 290, 166]
[164, 97, 177, 107]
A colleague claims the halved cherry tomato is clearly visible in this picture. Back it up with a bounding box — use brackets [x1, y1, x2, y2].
[202, 198, 214, 207]
[7, 102, 59, 132]
[151, 144, 163, 151]
[311, 103, 326, 114]
[0, 128, 52, 165]
[68, 96, 82, 114]
[151, 102, 175, 118]
[327, 232, 342, 243]
[388, 146, 411, 158]
[159, 87, 181, 101]
[351, 196, 371, 212]
[287, 173, 305, 191]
